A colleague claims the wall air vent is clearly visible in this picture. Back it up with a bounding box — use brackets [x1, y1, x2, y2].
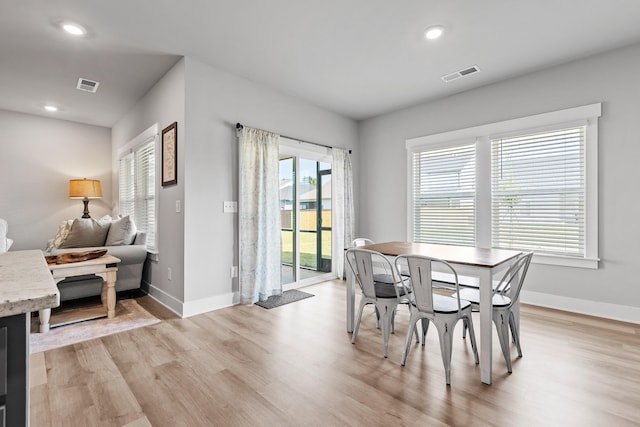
[76, 77, 100, 93]
[440, 65, 480, 83]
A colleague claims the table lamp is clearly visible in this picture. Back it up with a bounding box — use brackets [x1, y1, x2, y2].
[69, 178, 102, 218]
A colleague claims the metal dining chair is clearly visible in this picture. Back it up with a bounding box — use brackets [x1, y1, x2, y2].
[453, 251, 533, 373]
[351, 237, 375, 247]
[350, 238, 406, 333]
[345, 248, 412, 358]
[395, 254, 479, 385]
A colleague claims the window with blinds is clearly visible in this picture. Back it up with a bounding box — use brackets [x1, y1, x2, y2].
[407, 103, 600, 268]
[412, 143, 476, 246]
[118, 153, 134, 215]
[119, 138, 156, 251]
[491, 127, 585, 256]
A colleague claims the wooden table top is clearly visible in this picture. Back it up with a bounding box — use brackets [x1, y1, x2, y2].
[362, 241, 521, 268]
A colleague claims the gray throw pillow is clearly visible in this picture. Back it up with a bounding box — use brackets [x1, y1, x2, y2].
[58, 217, 111, 248]
[105, 215, 137, 246]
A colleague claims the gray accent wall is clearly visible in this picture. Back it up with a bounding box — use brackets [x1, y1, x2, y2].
[0, 110, 112, 251]
[182, 57, 358, 315]
[111, 58, 186, 313]
[358, 43, 640, 321]
[112, 57, 358, 316]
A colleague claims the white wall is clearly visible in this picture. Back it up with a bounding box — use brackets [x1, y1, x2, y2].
[0, 110, 111, 250]
[112, 58, 186, 311]
[182, 57, 358, 316]
[111, 56, 358, 317]
[359, 43, 640, 322]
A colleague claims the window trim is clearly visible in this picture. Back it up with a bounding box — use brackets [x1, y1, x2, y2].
[117, 123, 159, 253]
[406, 103, 601, 269]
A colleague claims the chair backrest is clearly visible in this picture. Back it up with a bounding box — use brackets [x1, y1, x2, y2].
[346, 248, 402, 299]
[395, 254, 464, 315]
[352, 238, 375, 247]
[494, 251, 533, 308]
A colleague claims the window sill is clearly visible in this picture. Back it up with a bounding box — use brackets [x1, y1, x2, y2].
[146, 251, 159, 263]
[532, 253, 599, 269]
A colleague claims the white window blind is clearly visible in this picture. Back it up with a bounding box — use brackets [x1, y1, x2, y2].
[412, 143, 476, 246]
[119, 138, 156, 251]
[491, 127, 585, 256]
[118, 153, 134, 216]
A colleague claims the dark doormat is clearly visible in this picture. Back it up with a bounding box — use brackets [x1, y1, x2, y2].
[255, 289, 314, 309]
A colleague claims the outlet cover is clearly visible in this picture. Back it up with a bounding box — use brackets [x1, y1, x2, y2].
[223, 201, 238, 213]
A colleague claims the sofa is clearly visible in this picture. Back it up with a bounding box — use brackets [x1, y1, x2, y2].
[0, 218, 13, 253]
[46, 215, 148, 302]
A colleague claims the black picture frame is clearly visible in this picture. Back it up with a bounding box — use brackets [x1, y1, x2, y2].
[161, 122, 177, 186]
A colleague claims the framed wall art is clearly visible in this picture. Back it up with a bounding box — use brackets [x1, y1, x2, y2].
[162, 122, 177, 186]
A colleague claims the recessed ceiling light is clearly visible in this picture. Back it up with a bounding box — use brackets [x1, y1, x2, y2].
[425, 25, 445, 40]
[44, 105, 58, 112]
[62, 22, 86, 36]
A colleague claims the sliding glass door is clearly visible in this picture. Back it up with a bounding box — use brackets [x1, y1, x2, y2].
[280, 139, 333, 288]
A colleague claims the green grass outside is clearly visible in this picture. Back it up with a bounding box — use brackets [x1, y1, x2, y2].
[281, 230, 332, 269]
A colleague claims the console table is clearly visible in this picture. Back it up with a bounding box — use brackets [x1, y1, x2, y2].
[39, 254, 120, 333]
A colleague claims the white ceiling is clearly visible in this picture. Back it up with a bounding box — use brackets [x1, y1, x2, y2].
[2, 0, 640, 127]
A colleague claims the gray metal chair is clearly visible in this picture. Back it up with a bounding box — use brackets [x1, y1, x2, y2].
[395, 254, 479, 385]
[454, 251, 533, 373]
[350, 238, 405, 333]
[351, 237, 375, 247]
[345, 248, 411, 358]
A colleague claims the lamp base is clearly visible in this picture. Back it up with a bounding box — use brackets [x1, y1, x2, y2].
[81, 199, 91, 218]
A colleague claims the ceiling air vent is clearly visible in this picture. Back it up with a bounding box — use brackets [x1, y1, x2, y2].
[440, 65, 480, 83]
[76, 77, 100, 93]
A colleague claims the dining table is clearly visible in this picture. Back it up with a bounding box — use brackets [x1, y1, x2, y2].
[346, 241, 522, 384]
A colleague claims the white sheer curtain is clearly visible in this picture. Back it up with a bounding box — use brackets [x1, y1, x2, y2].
[332, 148, 354, 279]
[238, 126, 282, 304]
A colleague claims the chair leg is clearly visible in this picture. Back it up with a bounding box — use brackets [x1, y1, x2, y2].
[494, 311, 513, 373]
[435, 320, 454, 385]
[463, 313, 479, 364]
[462, 318, 467, 338]
[379, 302, 392, 358]
[352, 299, 367, 344]
[509, 310, 523, 357]
[390, 307, 395, 334]
[401, 314, 418, 366]
[421, 318, 430, 346]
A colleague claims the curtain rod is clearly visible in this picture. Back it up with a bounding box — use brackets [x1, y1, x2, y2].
[236, 123, 352, 154]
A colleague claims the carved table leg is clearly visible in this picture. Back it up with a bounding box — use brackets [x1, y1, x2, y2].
[97, 269, 117, 318]
[101, 284, 107, 308]
[106, 270, 116, 318]
[39, 308, 51, 333]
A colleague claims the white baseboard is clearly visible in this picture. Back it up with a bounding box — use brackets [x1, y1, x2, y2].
[142, 282, 237, 318]
[521, 290, 640, 324]
[141, 281, 184, 317]
[182, 292, 236, 318]
[142, 281, 237, 318]
[142, 283, 639, 325]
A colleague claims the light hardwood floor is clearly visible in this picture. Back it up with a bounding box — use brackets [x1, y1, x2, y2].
[30, 280, 640, 426]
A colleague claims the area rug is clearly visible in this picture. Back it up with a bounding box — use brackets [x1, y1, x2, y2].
[255, 289, 314, 309]
[30, 299, 161, 353]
